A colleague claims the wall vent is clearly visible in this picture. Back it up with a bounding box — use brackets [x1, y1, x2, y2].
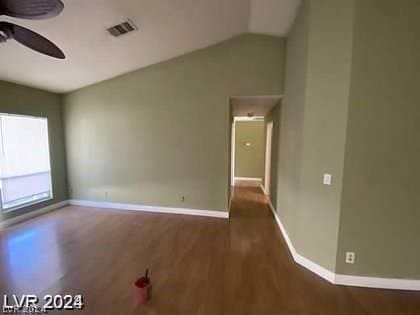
[107, 20, 138, 37]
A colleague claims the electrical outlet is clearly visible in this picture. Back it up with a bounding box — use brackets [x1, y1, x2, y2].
[345, 252, 356, 264]
[323, 174, 332, 185]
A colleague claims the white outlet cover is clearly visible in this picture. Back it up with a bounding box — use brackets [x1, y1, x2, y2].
[323, 174, 332, 185]
[346, 252, 355, 264]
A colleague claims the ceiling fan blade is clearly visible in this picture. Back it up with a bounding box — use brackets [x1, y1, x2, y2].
[0, 22, 65, 59]
[0, 0, 64, 20]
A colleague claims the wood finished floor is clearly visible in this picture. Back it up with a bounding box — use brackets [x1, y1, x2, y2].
[1, 186, 419, 314]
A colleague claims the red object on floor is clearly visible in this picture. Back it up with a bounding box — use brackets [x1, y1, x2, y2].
[134, 270, 152, 304]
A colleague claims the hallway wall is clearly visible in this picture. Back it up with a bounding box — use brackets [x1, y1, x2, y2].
[264, 105, 280, 201]
[271, 0, 420, 282]
[337, 0, 420, 279]
[272, 0, 354, 272]
[234, 121, 265, 179]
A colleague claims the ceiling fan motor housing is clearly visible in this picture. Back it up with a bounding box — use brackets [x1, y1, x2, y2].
[0, 0, 65, 58]
[0, 0, 64, 20]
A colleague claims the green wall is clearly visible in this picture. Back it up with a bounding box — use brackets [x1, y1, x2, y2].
[272, 0, 420, 280]
[272, 1, 309, 254]
[64, 34, 285, 212]
[264, 105, 280, 200]
[336, 0, 420, 279]
[0, 81, 68, 220]
[297, 0, 353, 272]
[273, 0, 354, 272]
[234, 121, 265, 178]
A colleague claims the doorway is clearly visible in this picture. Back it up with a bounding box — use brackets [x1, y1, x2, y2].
[231, 117, 265, 187]
[229, 95, 282, 206]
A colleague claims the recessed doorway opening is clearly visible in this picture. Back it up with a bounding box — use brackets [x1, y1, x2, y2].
[229, 95, 282, 206]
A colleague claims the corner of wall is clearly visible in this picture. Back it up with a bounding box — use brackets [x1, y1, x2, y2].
[58, 93, 70, 200]
[275, 0, 355, 274]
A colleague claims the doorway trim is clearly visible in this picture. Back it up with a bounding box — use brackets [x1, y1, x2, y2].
[231, 116, 265, 187]
[263, 121, 273, 195]
[231, 120, 236, 186]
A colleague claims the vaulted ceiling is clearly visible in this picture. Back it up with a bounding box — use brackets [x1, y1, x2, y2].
[0, 0, 300, 93]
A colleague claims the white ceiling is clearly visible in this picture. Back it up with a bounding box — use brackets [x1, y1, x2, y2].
[0, 0, 300, 93]
[231, 95, 282, 117]
[249, 0, 301, 36]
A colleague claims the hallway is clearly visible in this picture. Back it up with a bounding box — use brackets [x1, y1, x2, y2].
[0, 186, 419, 314]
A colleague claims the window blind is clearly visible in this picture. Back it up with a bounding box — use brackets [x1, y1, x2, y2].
[0, 114, 53, 211]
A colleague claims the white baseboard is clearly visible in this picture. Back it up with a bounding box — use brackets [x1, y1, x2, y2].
[334, 274, 420, 291]
[234, 177, 262, 187]
[0, 199, 228, 230]
[267, 199, 420, 291]
[294, 252, 336, 283]
[0, 201, 68, 229]
[68, 199, 229, 219]
[268, 199, 296, 257]
[260, 184, 268, 195]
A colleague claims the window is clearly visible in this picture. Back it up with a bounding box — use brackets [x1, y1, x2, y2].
[0, 114, 53, 211]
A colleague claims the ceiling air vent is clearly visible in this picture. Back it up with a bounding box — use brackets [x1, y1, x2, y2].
[107, 20, 138, 37]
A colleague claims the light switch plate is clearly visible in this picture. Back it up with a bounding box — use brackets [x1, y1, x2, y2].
[323, 174, 332, 185]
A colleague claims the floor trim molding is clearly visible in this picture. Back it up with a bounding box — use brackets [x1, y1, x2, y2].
[267, 199, 420, 291]
[0, 201, 68, 229]
[260, 184, 268, 195]
[234, 177, 262, 181]
[267, 198, 335, 283]
[68, 200, 229, 219]
[334, 274, 420, 291]
[234, 177, 262, 187]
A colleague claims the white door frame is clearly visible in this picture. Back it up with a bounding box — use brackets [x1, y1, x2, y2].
[231, 121, 236, 186]
[264, 122, 273, 195]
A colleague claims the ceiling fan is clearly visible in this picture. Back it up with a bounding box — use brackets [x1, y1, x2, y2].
[0, 0, 65, 59]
